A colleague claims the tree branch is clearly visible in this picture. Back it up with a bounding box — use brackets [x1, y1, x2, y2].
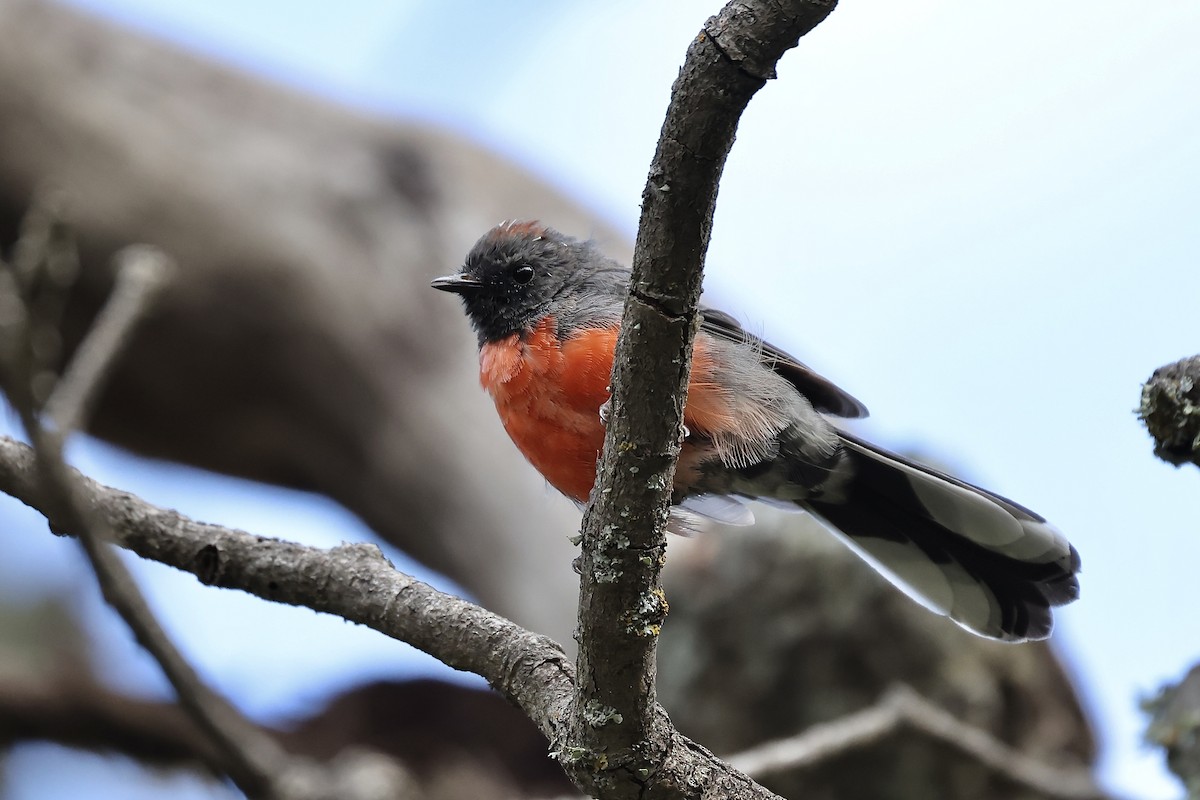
[570, 1, 836, 796]
[1139, 354, 1200, 468]
[1, 213, 423, 799]
[1, 235, 291, 796]
[0, 674, 224, 773]
[0, 4, 1105, 800]
[0, 433, 787, 798]
[1, 458, 1096, 800]
[727, 685, 1112, 800]
[42, 245, 170, 435]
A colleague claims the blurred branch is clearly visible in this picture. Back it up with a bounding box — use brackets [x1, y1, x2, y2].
[0, 672, 568, 798]
[1139, 354, 1200, 468]
[0, 210, 419, 799]
[727, 685, 1112, 800]
[0, 674, 222, 772]
[569, 2, 835, 797]
[0, 220, 290, 797]
[42, 245, 170, 434]
[1144, 664, 1200, 798]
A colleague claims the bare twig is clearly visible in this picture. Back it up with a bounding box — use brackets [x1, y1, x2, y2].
[727, 685, 1110, 800]
[1139, 354, 1200, 468]
[43, 245, 170, 435]
[569, 1, 836, 797]
[30, 432, 290, 791]
[0, 190, 79, 412]
[2, 223, 428, 799]
[1, 245, 291, 797]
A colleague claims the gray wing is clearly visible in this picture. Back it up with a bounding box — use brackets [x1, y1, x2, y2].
[699, 308, 869, 418]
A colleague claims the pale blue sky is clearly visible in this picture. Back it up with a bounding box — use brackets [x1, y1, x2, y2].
[4, 2, 1199, 798]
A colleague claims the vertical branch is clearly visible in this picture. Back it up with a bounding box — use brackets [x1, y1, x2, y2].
[568, 0, 838, 795]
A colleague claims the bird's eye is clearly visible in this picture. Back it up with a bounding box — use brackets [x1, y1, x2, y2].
[513, 264, 534, 285]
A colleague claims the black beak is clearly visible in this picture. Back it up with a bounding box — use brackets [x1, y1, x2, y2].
[430, 273, 483, 294]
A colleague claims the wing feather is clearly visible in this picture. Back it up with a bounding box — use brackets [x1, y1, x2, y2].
[699, 308, 868, 418]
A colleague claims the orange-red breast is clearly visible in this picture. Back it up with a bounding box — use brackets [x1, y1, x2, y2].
[432, 220, 1080, 641]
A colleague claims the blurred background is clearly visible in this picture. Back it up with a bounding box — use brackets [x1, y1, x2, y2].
[0, 1, 1197, 798]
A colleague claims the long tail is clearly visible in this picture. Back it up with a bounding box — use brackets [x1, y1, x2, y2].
[805, 432, 1080, 642]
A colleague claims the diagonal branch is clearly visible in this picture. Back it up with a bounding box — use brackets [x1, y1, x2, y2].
[0, 433, 780, 798]
[570, 1, 836, 797]
[42, 246, 170, 435]
[727, 685, 1112, 800]
[1, 220, 423, 799]
[2, 243, 290, 797]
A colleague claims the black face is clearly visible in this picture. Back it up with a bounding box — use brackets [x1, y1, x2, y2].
[432, 222, 576, 345]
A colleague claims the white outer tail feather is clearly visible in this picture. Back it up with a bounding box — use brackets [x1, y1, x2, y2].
[671, 435, 1079, 642]
[810, 434, 1079, 641]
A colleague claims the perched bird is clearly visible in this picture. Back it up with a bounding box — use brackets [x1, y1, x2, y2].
[432, 221, 1080, 641]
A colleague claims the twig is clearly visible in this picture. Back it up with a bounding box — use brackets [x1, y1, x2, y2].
[727, 685, 1111, 800]
[725, 689, 903, 777]
[42, 245, 170, 435]
[1, 233, 427, 798]
[0, 190, 79, 412]
[1, 249, 290, 797]
[569, 1, 836, 797]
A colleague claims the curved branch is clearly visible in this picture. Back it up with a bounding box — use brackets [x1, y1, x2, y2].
[571, 1, 836, 796]
[1139, 354, 1200, 468]
[0, 434, 782, 799]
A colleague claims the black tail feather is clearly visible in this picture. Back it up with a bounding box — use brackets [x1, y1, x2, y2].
[807, 434, 1079, 642]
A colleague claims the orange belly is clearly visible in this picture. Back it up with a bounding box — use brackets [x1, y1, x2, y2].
[480, 317, 615, 502]
[480, 316, 733, 503]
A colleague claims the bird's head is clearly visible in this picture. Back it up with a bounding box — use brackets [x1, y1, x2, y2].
[432, 221, 590, 345]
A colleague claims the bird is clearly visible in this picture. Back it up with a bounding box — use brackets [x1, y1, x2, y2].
[431, 220, 1080, 642]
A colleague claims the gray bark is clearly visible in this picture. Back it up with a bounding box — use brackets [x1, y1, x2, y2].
[569, 2, 838, 797]
[0, 433, 802, 799]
